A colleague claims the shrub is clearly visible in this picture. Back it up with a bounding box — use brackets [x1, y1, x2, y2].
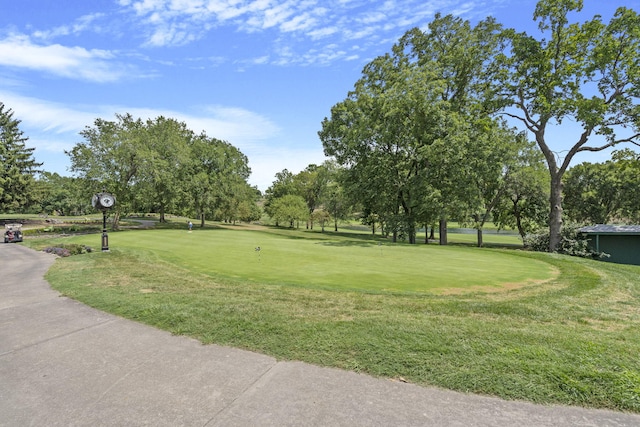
[524, 224, 609, 259]
[43, 244, 92, 257]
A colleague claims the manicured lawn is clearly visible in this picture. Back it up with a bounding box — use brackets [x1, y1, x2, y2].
[24, 225, 640, 412]
[74, 227, 547, 293]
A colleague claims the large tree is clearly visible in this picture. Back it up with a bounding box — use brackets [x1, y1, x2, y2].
[138, 116, 193, 222]
[185, 133, 252, 226]
[68, 114, 146, 227]
[499, 0, 640, 251]
[320, 14, 506, 244]
[0, 102, 42, 212]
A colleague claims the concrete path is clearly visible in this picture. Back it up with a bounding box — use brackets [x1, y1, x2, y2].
[1, 243, 639, 426]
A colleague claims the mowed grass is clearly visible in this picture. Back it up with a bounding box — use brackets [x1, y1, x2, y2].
[27, 226, 640, 412]
[91, 227, 549, 293]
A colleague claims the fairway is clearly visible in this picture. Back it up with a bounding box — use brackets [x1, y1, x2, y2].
[64, 227, 553, 293]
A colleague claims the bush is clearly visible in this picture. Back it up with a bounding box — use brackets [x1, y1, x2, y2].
[43, 244, 93, 257]
[524, 224, 609, 259]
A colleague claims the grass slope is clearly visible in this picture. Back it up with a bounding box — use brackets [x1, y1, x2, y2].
[28, 226, 640, 412]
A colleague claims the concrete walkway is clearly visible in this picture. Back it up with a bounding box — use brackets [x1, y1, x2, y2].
[1, 243, 639, 426]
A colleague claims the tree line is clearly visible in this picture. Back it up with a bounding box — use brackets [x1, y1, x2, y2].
[319, 0, 640, 251]
[1, 107, 260, 228]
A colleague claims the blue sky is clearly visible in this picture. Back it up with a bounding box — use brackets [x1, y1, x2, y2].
[1, 0, 637, 191]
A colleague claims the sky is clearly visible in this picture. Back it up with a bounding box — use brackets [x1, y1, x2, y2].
[1, 0, 638, 192]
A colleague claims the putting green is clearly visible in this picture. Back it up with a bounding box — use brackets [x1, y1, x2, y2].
[75, 227, 556, 294]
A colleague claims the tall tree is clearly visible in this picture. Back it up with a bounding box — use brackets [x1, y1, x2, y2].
[68, 113, 146, 228]
[185, 134, 251, 227]
[499, 0, 640, 251]
[0, 102, 42, 212]
[138, 116, 193, 222]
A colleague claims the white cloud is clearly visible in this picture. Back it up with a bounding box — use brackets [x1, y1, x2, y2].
[0, 34, 134, 82]
[114, 0, 495, 67]
[32, 13, 106, 40]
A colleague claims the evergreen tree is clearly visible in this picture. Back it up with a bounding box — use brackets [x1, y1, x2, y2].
[0, 102, 42, 212]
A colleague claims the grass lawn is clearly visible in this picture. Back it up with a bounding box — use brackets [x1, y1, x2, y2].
[23, 225, 640, 412]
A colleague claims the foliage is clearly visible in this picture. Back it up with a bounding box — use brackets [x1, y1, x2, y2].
[34, 172, 92, 216]
[0, 102, 42, 213]
[493, 145, 549, 239]
[498, 0, 640, 250]
[320, 14, 541, 245]
[67, 113, 255, 228]
[524, 224, 608, 259]
[268, 194, 308, 228]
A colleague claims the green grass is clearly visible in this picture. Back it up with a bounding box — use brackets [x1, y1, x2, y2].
[24, 225, 640, 412]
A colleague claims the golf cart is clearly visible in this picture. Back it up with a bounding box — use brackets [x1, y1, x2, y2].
[4, 223, 23, 243]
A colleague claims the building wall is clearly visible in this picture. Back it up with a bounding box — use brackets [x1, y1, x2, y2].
[586, 234, 640, 266]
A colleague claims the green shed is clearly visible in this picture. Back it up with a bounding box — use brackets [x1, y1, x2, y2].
[580, 225, 640, 266]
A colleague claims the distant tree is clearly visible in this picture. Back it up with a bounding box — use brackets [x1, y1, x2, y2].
[493, 153, 549, 240]
[564, 149, 640, 224]
[0, 102, 42, 212]
[613, 149, 640, 223]
[563, 161, 619, 224]
[320, 13, 506, 245]
[264, 169, 297, 225]
[294, 163, 331, 229]
[269, 194, 308, 228]
[498, 0, 640, 251]
[36, 172, 89, 216]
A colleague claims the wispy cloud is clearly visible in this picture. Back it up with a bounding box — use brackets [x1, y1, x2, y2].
[117, 0, 494, 65]
[0, 34, 137, 82]
[31, 13, 107, 40]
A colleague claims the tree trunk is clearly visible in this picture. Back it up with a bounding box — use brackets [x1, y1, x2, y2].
[477, 228, 483, 248]
[200, 212, 205, 228]
[111, 211, 121, 231]
[439, 219, 448, 245]
[549, 172, 564, 252]
[424, 224, 429, 244]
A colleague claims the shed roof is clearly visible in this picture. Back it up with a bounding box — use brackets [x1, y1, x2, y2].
[580, 225, 640, 235]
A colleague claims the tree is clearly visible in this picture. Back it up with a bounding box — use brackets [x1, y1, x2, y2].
[269, 194, 308, 228]
[493, 152, 549, 240]
[320, 14, 506, 245]
[138, 116, 193, 222]
[0, 102, 42, 212]
[264, 169, 297, 226]
[294, 163, 330, 229]
[466, 123, 538, 247]
[499, 0, 640, 251]
[184, 134, 251, 227]
[68, 114, 146, 228]
[36, 172, 90, 216]
[563, 161, 619, 224]
[613, 149, 640, 223]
